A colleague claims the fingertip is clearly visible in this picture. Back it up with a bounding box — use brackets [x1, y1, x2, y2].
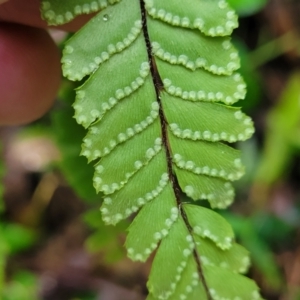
[0, 23, 61, 125]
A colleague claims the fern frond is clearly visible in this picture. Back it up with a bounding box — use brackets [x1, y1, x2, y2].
[42, 0, 261, 299]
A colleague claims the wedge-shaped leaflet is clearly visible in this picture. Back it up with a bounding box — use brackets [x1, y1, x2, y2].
[81, 79, 158, 163]
[170, 134, 244, 181]
[157, 59, 246, 105]
[162, 93, 254, 143]
[184, 204, 234, 250]
[93, 123, 161, 194]
[148, 218, 195, 299]
[147, 17, 239, 74]
[125, 184, 178, 262]
[62, 0, 142, 80]
[195, 236, 250, 273]
[101, 151, 169, 225]
[41, 0, 120, 25]
[204, 265, 263, 299]
[148, 255, 207, 300]
[174, 167, 235, 209]
[73, 35, 149, 128]
[145, 0, 238, 36]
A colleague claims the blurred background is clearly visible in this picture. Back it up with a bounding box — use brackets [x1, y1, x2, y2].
[1, 0, 300, 299]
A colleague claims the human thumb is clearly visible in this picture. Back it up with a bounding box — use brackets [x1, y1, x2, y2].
[0, 0, 9, 4]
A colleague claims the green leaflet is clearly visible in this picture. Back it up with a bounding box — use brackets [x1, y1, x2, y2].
[194, 236, 250, 273]
[169, 134, 245, 181]
[125, 184, 178, 262]
[162, 93, 254, 143]
[93, 120, 161, 193]
[61, 0, 142, 81]
[73, 34, 149, 129]
[157, 60, 246, 105]
[175, 167, 235, 209]
[41, 0, 261, 299]
[183, 204, 234, 250]
[156, 256, 207, 300]
[101, 150, 169, 225]
[148, 218, 195, 299]
[41, 0, 121, 25]
[144, 0, 238, 36]
[204, 266, 262, 300]
[147, 17, 240, 75]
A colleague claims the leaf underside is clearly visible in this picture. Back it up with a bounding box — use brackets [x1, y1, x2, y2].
[42, 0, 261, 299]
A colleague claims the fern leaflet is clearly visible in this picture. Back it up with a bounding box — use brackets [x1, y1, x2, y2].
[42, 0, 262, 299]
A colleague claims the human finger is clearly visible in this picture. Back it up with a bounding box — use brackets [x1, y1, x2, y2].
[0, 23, 61, 125]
